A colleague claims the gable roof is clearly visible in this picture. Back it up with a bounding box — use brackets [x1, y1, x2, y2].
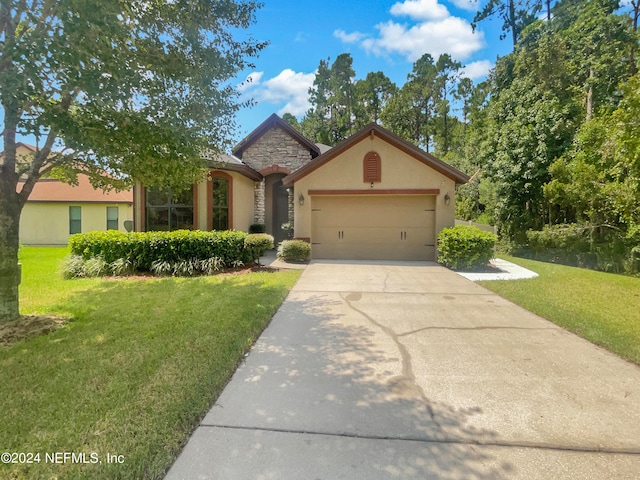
[232, 113, 321, 159]
[282, 123, 470, 187]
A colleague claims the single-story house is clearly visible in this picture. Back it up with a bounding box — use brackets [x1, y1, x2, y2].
[133, 114, 469, 261]
[11, 143, 134, 245]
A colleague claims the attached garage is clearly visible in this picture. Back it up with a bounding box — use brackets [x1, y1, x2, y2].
[282, 123, 469, 262]
[311, 194, 436, 260]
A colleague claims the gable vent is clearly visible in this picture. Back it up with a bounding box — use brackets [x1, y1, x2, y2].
[363, 151, 381, 183]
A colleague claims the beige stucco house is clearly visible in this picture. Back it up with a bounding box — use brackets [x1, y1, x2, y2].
[133, 114, 469, 261]
[9, 143, 134, 245]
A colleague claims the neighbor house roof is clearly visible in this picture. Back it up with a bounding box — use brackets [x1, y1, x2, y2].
[18, 175, 133, 204]
[3, 143, 133, 203]
[232, 113, 322, 159]
[282, 123, 470, 187]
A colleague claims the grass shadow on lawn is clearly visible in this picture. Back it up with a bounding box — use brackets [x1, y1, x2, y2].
[480, 255, 640, 366]
[0, 270, 300, 480]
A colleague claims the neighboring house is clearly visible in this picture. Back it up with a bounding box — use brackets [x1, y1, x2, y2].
[10, 143, 133, 245]
[133, 114, 469, 261]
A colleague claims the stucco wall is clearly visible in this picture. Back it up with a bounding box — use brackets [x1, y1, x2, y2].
[293, 135, 456, 242]
[20, 202, 133, 245]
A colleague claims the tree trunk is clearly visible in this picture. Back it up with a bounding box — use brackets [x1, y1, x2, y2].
[509, 0, 518, 47]
[586, 68, 595, 121]
[0, 174, 22, 322]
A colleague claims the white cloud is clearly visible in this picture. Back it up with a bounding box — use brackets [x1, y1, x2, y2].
[336, 0, 484, 63]
[367, 17, 484, 62]
[334, 29, 367, 43]
[390, 0, 450, 21]
[237, 71, 264, 93]
[460, 60, 493, 80]
[241, 69, 315, 117]
[448, 0, 477, 12]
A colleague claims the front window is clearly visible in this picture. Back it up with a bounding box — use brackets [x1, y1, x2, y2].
[146, 187, 194, 231]
[69, 206, 82, 234]
[211, 176, 229, 230]
[106, 206, 119, 230]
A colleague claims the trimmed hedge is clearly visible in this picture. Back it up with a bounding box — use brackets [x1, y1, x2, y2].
[68, 230, 249, 272]
[244, 233, 274, 263]
[437, 225, 497, 270]
[277, 239, 311, 263]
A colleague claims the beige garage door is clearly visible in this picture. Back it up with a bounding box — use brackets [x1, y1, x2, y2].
[311, 195, 436, 260]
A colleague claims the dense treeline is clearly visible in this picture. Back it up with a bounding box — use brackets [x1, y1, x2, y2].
[285, 0, 640, 273]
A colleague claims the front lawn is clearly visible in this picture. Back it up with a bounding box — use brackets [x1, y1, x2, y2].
[1, 247, 301, 480]
[479, 255, 640, 365]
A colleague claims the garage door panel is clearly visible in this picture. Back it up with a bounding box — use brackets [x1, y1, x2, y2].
[312, 196, 435, 229]
[310, 195, 437, 261]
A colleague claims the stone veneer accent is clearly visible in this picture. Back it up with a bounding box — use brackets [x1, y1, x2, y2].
[241, 126, 315, 226]
[242, 127, 314, 172]
[287, 189, 295, 235]
[253, 181, 265, 224]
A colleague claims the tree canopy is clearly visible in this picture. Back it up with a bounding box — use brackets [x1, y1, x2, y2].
[289, 0, 639, 272]
[0, 0, 266, 321]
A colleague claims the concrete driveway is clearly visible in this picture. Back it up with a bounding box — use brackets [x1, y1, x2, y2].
[165, 261, 640, 479]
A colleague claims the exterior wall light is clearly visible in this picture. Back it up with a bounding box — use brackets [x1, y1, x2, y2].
[299, 193, 305, 206]
[444, 193, 451, 205]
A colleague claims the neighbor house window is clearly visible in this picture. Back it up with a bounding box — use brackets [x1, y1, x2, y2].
[211, 175, 229, 230]
[106, 206, 119, 230]
[69, 206, 82, 234]
[145, 187, 194, 231]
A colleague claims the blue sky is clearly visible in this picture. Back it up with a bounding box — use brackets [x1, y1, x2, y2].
[232, 0, 513, 141]
[6, 0, 513, 151]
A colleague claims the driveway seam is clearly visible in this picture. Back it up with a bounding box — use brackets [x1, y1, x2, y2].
[201, 424, 640, 456]
[396, 326, 557, 336]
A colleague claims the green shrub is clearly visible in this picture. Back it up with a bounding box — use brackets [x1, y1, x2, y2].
[83, 256, 109, 277]
[523, 223, 639, 273]
[526, 224, 590, 253]
[244, 233, 274, 263]
[62, 255, 122, 279]
[149, 257, 226, 277]
[277, 239, 310, 263]
[110, 257, 135, 276]
[249, 223, 266, 234]
[69, 230, 248, 272]
[61, 255, 86, 279]
[437, 225, 497, 270]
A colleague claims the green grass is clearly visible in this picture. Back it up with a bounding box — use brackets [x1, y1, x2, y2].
[479, 255, 640, 365]
[1, 247, 301, 480]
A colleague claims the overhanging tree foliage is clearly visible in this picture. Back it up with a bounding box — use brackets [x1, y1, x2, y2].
[0, 0, 266, 321]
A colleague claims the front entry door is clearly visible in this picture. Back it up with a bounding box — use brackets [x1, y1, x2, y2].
[272, 179, 289, 244]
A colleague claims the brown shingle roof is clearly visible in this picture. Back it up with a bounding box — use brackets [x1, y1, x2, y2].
[18, 175, 133, 204]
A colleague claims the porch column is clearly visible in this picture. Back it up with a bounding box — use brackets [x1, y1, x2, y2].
[254, 180, 265, 224]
